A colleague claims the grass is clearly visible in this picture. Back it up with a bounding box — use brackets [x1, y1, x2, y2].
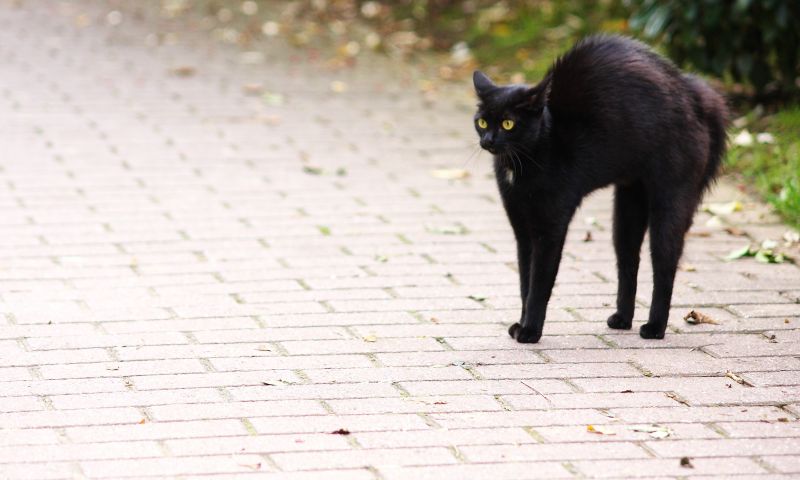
[725, 107, 800, 229]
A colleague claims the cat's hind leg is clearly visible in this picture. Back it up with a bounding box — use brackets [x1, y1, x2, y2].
[607, 182, 649, 330]
[640, 189, 699, 339]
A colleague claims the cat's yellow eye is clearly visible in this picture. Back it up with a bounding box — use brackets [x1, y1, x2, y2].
[477, 118, 488, 129]
[502, 119, 515, 130]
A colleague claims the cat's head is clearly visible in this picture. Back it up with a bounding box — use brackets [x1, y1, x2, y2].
[472, 71, 548, 155]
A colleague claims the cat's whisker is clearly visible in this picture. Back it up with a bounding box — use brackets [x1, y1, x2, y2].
[507, 147, 524, 178]
[462, 143, 482, 169]
[512, 146, 542, 171]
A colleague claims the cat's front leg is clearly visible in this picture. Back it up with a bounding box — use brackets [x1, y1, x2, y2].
[510, 226, 569, 343]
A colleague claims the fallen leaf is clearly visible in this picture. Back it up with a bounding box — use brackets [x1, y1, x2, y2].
[138, 418, 146, 424]
[620, 389, 633, 393]
[171, 65, 195, 77]
[732, 130, 753, 147]
[256, 345, 271, 351]
[430, 168, 470, 180]
[302, 166, 323, 175]
[725, 371, 746, 385]
[330, 428, 350, 435]
[242, 83, 263, 95]
[756, 132, 775, 144]
[425, 224, 467, 235]
[362, 335, 377, 342]
[705, 215, 724, 228]
[724, 227, 747, 236]
[704, 201, 743, 216]
[587, 424, 616, 435]
[784, 230, 800, 246]
[631, 425, 672, 438]
[261, 382, 275, 386]
[684, 310, 720, 325]
[468, 295, 486, 302]
[680, 457, 694, 468]
[374, 255, 388, 263]
[583, 231, 593, 242]
[318, 225, 331, 236]
[726, 244, 754, 260]
[262, 92, 284, 106]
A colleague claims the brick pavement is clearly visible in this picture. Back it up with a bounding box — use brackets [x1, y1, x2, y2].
[0, 1, 799, 479]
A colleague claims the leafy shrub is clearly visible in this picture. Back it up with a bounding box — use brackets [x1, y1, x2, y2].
[630, 0, 800, 98]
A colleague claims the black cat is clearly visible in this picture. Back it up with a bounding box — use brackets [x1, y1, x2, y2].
[473, 35, 728, 343]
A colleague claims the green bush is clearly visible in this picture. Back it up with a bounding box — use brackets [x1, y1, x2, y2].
[631, 0, 800, 98]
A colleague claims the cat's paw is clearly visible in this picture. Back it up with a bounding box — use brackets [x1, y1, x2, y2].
[639, 322, 666, 339]
[606, 312, 632, 330]
[508, 323, 542, 343]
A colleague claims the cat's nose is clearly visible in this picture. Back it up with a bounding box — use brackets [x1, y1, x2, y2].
[480, 137, 495, 150]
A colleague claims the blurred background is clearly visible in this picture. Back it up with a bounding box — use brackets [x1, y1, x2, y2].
[153, 0, 798, 226]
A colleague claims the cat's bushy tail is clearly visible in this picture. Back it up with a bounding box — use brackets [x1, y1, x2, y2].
[686, 75, 729, 192]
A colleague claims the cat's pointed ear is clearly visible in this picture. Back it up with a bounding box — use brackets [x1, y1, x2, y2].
[473, 70, 496, 96]
[518, 85, 548, 111]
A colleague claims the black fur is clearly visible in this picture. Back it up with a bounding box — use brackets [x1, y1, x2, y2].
[472, 35, 728, 342]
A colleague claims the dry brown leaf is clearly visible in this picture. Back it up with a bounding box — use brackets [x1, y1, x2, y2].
[683, 310, 720, 325]
[725, 371, 746, 385]
[725, 226, 747, 236]
[362, 335, 377, 342]
[242, 83, 264, 95]
[171, 65, 196, 77]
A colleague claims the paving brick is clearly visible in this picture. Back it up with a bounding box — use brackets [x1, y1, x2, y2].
[0, 407, 142, 429]
[49, 388, 225, 410]
[80, 455, 273, 478]
[0, 441, 162, 463]
[355, 427, 536, 449]
[272, 447, 458, 470]
[39, 359, 208, 380]
[401, 379, 574, 396]
[65, 419, 249, 443]
[0, 462, 76, 480]
[327, 394, 503, 415]
[228, 382, 401, 402]
[647, 437, 800, 457]
[279, 337, 446, 355]
[0, 428, 61, 447]
[376, 349, 545, 367]
[459, 441, 650, 462]
[610, 406, 790, 423]
[149, 400, 328, 422]
[571, 457, 767, 477]
[303, 366, 473, 383]
[475, 362, 642, 379]
[400, 461, 566, 480]
[763, 455, 800, 474]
